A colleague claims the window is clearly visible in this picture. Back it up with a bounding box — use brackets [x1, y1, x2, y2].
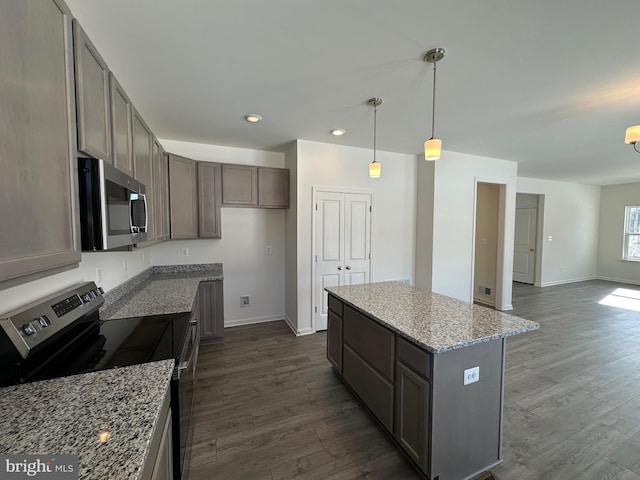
[623, 206, 640, 260]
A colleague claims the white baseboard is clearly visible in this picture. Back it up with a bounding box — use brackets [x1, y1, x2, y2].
[473, 296, 495, 307]
[539, 276, 597, 287]
[501, 304, 514, 311]
[597, 276, 640, 286]
[283, 314, 315, 336]
[225, 315, 285, 328]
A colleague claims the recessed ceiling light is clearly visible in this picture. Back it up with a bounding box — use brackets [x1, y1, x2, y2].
[244, 114, 262, 123]
[331, 128, 346, 136]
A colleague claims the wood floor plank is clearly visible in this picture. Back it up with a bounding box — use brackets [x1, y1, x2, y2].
[187, 280, 640, 479]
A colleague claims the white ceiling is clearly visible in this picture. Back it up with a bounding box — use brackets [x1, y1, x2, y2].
[65, 0, 640, 186]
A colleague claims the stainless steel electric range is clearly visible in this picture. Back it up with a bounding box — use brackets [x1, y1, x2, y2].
[0, 282, 198, 480]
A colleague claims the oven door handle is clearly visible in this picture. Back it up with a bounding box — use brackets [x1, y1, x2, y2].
[177, 318, 198, 374]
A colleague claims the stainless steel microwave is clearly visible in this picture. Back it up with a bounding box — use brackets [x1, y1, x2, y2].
[78, 158, 147, 251]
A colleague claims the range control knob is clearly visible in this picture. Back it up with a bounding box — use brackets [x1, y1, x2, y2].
[38, 315, 51, 327]
[22, 323, 37, 336]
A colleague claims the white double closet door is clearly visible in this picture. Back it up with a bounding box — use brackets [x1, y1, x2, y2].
[314, 190, 372, 331]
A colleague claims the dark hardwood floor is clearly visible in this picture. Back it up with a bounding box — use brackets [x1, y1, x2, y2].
[186, 280, 640, 480]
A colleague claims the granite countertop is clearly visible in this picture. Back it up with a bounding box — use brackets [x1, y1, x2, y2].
[0, 360, 174, 480]
[101, 263, 223, 320]
[326, 281, 539, 353]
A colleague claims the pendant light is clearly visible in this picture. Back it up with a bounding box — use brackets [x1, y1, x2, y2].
[625, 125, 640, 154]
[368, 97, 382, 178]
[424, 48, 445, 160]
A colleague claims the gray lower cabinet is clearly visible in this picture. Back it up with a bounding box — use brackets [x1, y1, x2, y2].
[141, 383, 173, 480]
[198, 162, 222, 238]
[327, 294, 504, 480]
[73, 19, 112, 163]
[199, 280, 224, 344]
[0, 0, 81, 286]
[168, 154, 198, 239]
[110, 73, 135, 176]
[133, 110, 155, 245]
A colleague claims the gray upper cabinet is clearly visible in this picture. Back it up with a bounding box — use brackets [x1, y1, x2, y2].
[198, 162, 222, 238]
[169, 154, 198, 239]
[133, 110, 155, 245]
[221, 164, 258, 206]
[73, 20, 112, 163]
[162, 152, 171, 242]
[0, 0, 81, 286]
[221, 164, 289, 209]
[153, 139, 168, 242]
[109, 73, 134, 176]
[258, 167, 289, 208]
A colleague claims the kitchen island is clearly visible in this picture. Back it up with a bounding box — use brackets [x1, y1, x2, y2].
[325, 282, 539, 480]
[0, 360, 174, 479]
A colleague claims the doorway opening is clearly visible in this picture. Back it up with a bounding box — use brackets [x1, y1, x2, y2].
[513, 193, 544, 286]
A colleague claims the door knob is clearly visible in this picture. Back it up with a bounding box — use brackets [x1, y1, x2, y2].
[345, 266, 352, 270]
[529, 248, 535, 252]
[337, 266, 343, 270]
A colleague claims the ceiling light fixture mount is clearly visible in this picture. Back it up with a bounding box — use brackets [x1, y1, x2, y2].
[424, 47, 445, 161]
[368, 97, 382, 178]
[244, 114, 262, 123]
[331, 128, 346, 136]
[625, 125, 640, 154]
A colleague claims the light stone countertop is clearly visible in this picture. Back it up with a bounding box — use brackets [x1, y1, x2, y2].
[101, 263, 223, 320]
[0, 360, 174, 480]
[326, 281, 539, 353]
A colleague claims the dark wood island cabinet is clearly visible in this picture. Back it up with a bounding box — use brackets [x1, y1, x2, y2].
[326, 282, 539, 480]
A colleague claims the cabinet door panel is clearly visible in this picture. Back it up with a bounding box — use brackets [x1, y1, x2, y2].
[110, 73, 134, 176]
[395, 361, 429, 472]
[258, 167, 289, 208]
[73, 20, 111, 162]
[327, 310, 343, 373]
[169, 155, 198, 239]
[162, 153, 170, 241]
[153, 139, 165, 242]
[221, 164, 257, 206]
[133, 110, 154, 245]
[343, 305, 394, 381]
[199, 280, 224, 344]
[198, 162, 222, 238]
[0, 0, 80, 283]
[343, 345, 394, 432]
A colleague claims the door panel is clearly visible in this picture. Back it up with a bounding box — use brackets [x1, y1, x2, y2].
[513, 207, 537, 284]
[314, 191, 371, 331]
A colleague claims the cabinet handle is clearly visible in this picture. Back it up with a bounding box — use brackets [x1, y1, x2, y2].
[337, 266, 343, 270]
[345, 265, 352, 270]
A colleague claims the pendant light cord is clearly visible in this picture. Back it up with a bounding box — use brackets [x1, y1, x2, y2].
[373, 103, 377, 163]
[431, 61, 437, 139]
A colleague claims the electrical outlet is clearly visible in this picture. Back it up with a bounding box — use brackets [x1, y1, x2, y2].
[240, 295, 250, 307]
[95, 267, 103, 283]
[265, 245, 272, 254]
[547, 235, 553, 242]
[181, 248, 189, 257]
[464, 366, 480, 385]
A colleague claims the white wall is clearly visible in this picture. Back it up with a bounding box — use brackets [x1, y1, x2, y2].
[283, 142, 298, 332]
[291, 140, 417, 334]
[517, 177, 600, 286]
[417, 151, 518, 308]
[598, 182, 640, 285]
[0, 250, 150, 314]
[157, 139, 286, 325]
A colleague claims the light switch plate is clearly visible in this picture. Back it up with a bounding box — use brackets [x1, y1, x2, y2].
[464, 366, 480, 385]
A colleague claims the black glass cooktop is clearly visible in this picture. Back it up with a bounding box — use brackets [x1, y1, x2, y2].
[25, 312, 190, 383]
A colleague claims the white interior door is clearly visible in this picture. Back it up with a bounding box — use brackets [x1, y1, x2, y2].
[513, 207, 537, 284]
[314, 190, 371, 331]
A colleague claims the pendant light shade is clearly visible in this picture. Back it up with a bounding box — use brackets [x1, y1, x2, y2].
[425, 138, 442, 161]
[368, 97, 382, 178]
[369, 160, 381, 177]
[424, 48, 445, 160]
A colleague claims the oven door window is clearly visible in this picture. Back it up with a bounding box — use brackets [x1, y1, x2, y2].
[105, 180, 132, 235]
